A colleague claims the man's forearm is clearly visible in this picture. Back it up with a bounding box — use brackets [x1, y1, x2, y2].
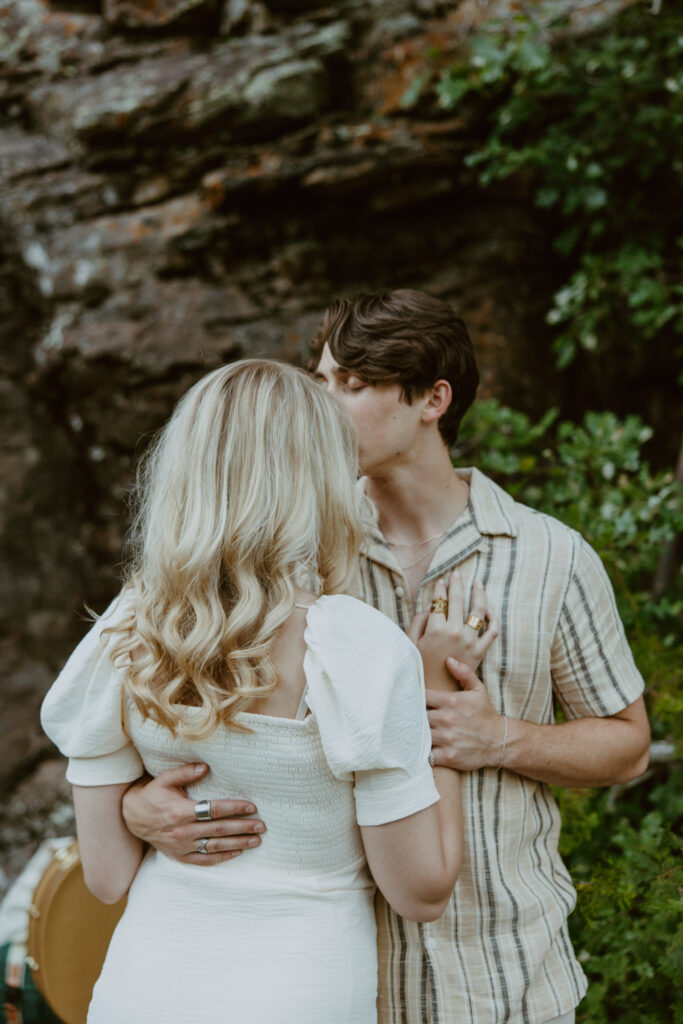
[501, 702, 650, 788]
[428, 664, 651, 788]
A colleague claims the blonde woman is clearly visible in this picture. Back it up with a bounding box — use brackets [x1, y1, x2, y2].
[40, 360, 486, 1024]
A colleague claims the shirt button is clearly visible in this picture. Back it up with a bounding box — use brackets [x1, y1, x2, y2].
[394, 585, 404, 597]
[425, 937, 437, 950]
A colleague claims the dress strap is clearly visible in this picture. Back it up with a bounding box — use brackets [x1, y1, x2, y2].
[294, 686, 310, 721]
[294, 601, 313, 718]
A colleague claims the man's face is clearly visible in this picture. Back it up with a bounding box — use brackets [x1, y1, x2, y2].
[314, 344, 424, 475]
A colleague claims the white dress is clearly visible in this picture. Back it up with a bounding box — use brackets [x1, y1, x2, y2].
[41, 594, 439, 1024]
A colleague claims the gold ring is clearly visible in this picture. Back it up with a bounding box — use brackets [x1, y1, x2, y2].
[465, 614, 485, 632]
[430, 597, 448, 615]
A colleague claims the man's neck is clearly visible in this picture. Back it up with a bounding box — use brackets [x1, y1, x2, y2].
[365, 445, 469, 546]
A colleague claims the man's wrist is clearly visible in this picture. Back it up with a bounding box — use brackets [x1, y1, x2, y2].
[493, 716, 535, 774]
[487, 714, 518, 770]
[497, 715, 508, 769]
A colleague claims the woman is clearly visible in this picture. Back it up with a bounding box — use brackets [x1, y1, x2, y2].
[41, 360, 488, 1023]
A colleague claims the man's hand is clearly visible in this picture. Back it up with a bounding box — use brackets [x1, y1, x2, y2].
[408, 573, 499, 691]
[429, 664, 651, 785]
[427, 659, 505, 770]
[121, 763, 266, 866]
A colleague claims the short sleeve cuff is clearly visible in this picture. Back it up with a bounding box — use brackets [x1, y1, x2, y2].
[66, 745, 144, 786]
[558, 668, 645, 720]
[354, 763, 440, 827]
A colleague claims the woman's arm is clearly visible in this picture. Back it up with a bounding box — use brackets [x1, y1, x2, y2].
[72, 783, 145, 904]
[360, 575, 493, 921]
[360, 765, 461, 922]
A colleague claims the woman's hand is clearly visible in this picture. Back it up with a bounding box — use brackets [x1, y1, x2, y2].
[407, 572, 498, 691]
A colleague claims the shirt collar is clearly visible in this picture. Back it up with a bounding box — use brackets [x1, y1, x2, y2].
[357, 467, 517, 575]
[464, 467, 518, 539]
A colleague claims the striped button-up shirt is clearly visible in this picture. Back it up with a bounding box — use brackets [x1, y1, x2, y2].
[354, 468, 644, 1024]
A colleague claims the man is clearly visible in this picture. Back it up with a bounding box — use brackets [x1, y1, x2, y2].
[122, 290, 650, 1024]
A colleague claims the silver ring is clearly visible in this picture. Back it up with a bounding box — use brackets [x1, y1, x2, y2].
[198, 838, 209, 855]
[428, 750, 435, 768]
[194, 800, 212, 822]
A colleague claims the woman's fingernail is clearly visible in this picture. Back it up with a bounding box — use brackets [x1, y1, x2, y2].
[194, 763, 206, 774]
[245, 804, 256, 814]
[248, 837, 261, 847]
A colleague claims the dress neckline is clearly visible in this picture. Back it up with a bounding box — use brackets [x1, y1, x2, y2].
[238, 597, 325, 723]
[138, 598, 328, 726]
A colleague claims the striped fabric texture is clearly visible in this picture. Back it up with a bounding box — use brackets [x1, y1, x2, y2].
[354, 468, 645, 1024]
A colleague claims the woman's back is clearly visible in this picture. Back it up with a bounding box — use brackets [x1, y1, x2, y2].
[126, 599, 369, 879]
[128, 707, 368, 880]
[90, 696, 378, 1023]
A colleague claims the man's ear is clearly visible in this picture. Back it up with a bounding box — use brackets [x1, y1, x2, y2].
[421, 380, 452, 425]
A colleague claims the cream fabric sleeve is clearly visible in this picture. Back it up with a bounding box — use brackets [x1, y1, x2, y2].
[303, 594, 439, 827]
[40, 595, 144, 786]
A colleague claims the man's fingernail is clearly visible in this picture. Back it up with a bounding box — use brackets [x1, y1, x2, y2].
[253, 823, 265, 832]
[194, 764, 206, 774]
[448, 658, 459, 667]
[245, 804, 256, 814]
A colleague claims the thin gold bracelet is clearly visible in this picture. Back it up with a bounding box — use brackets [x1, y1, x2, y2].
[498, 715, 508, 769]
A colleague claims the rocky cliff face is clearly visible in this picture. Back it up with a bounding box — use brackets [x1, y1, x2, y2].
[0, 0, 633, 877]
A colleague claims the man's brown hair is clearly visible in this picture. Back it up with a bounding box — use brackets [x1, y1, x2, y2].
[309, 289, 479, 446]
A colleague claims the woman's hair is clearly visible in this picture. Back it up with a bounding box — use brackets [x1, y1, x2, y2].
[107, 359, 364, 737]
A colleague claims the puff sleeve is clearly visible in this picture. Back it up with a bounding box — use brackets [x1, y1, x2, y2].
[40, 595, 144, 786]
[303, 594, 439, 827]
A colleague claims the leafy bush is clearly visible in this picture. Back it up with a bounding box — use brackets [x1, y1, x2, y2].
[563, 805, 682, 1024]
[432, 4, 683, 380]
[456, 399, 682, 1022]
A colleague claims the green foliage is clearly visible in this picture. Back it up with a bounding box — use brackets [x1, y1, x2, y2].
[567, 808, 682, 1024]
[429, 5, 683, 378]
[457, 399, 683, 1022]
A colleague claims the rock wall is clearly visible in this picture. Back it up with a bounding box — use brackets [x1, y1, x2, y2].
[0, 0, 636, 879]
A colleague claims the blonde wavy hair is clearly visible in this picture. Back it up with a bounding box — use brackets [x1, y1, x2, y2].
[107, 359, 364, 737]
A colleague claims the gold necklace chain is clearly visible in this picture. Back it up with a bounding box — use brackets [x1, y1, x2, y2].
[383, 483, 469, 558]
[393, 541, 441, 571]
[385, 525, 450, 549]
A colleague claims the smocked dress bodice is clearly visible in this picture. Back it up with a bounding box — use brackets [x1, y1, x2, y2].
[130, 708, 367, 880]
